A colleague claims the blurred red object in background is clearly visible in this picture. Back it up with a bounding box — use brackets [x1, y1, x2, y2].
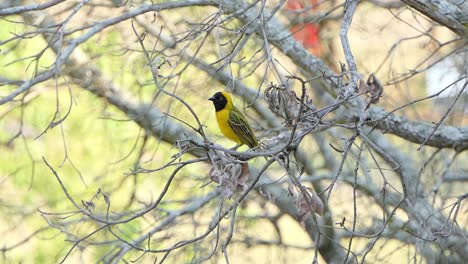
[287, 0, 322, 56]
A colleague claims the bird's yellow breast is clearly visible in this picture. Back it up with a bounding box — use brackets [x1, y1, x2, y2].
[215, 109, 242, 144]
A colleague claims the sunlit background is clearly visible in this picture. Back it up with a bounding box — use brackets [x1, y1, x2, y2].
[0, 0, 466, 263]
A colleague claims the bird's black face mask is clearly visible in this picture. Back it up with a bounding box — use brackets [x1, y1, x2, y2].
[209, 92, 227, 112]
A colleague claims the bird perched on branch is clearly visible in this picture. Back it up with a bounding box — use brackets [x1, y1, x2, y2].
[209, 91, 258, 148]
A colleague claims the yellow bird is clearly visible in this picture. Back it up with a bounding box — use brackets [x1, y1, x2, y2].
[209, 91, 258, 148]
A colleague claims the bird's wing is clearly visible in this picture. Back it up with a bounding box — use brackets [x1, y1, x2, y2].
[228, 107, 258, 148]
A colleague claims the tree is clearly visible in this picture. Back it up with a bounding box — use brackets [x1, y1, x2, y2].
[0, 0, 467, 263]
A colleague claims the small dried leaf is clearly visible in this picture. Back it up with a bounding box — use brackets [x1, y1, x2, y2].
[265, 83, 306, 127]
[102, 192, 110, 205]
[237, 163, 251, 191]
[365, 73, 383, 109]
[208, 151, 250, 198]
[297, 194, 312, 227]
[296, 188, 324, 223]
[311, 192, 324, 216]
[340, 62, 347, 74]
[358, 78, 370, 94]
[209, 166, 220, 184]
[82, 200, 95, 210]
[283, 89, 300, 123]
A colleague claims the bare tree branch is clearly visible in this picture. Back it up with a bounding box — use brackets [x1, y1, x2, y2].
[401, 0, 468, 37]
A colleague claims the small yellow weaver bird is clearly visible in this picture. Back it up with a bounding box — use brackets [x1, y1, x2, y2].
[209, 91, 258, 148]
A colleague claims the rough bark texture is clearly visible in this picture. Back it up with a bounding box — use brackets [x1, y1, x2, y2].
[402, 0, 468, 37]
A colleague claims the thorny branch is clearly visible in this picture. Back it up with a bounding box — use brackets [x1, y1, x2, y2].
[1, 0, 467, 263]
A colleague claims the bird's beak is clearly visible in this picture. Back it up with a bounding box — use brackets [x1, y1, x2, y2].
[208, 96, 215, 101]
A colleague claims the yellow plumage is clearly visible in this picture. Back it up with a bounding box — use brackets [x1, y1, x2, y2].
[209, 92, 258, 148]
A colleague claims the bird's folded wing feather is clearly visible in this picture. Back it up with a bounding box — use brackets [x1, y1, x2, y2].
[228, 108, 257, 147]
